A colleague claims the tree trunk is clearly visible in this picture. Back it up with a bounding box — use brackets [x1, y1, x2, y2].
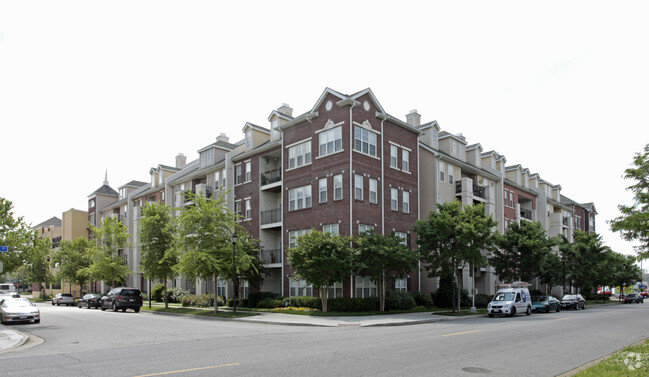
[320, 287, 328, 312]
[213, 275, 219, 314]
[379, 272, 385, 312]
[455, 269, 462, 313]
[163, 280, 168, 309]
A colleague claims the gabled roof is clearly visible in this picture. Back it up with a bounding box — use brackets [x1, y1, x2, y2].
[149, 164, 180, 175]
[89, 184, 118, 198]
[242, 122, 270, 134]
[419, 120, 440, 131]
[33, 217, 62, 228]
[119, 180, 147, 190]
[197, 139, 238, 153]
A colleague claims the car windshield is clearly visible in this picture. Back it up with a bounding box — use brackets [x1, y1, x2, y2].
[493, 292, 515, 301]
[2, 299, 35, 308]
[562, 295, 576, 300]
[61, 294, 73, 297]
[87, 294, 101, 298]
[533, 296, 547, 302]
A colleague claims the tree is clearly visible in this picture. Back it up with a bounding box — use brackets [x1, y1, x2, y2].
[88, 216, 130, 288]
[354, 230, 419, 312]
[609, 253, 642, 298]
[415, 201, 497, 312]
[610, 144, 649, 258]
[0, 198, 33, 274]
[490, 221, 556, 283]
[139, 202, 179, 309]
[231, 231, 265, 296]
[287, 230, 354, 312]
[21, 234, 55, 299]
[538, 252, 562, 294]
[54, 237, 92, 294]
[568, 231, 608, 295]
[175, 191, 244, 313]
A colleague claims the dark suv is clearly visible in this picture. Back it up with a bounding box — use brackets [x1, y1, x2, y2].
[100, 287, 143, 313]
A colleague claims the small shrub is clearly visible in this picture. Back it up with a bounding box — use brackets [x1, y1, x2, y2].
[409, 291, 433, 308]
[180, 294, 215, 307]
[151, 284, 165, 302]
[257, 297, 283, 309]
[385, 290, 416, 311]
[474, 293, 491, 308]
[286, 296, 321, 309]
[249, 291, 283, 308]
[166, 287, 189, 303]
[328, 297, 379, 312]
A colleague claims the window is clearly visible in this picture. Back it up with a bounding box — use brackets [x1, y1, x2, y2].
[395, 278, 407, 292]
[214, 171, 220, 189]
[290, 279, 313, 297]
[448, 165, 454, 184]
[323, 223, 339, 235]
[359, 223, 374, 234]
[327, 282, 344, 299]
[235, 201, 242, 218]
[394, 231, 408, 245]
[245, 199, 251, 220]
[402, 191, 410, 214]
[319, 126, 342, 157]
[235, 164, 242, 185]
[355, 276, 377, 298]
[452, 140, 458, 157]
[354, 126, 377, 156]
[240, 280, 249, 299]
[217, 279, 226, 297]
[510, 191, 514, 207]
[391, 188, 398, 211]
[319, 178, 327, 203]
[289, 185, 312, 211]
[289, 229, 311, 248]
[440, 162, 445, 182]
[369, 178, 377, 204]
[355, 174, 363, 200]
[245, 161, 251, 182]
[288, 140, 312, 169]
[402, 149, 409, 172]
[390, 145, 398, 168]
[200, 148, 213, 168]
[246, 129, 253, 149]
[334, 174, 343, 200]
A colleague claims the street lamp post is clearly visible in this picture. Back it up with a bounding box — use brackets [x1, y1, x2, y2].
[231, 231, 238, 315]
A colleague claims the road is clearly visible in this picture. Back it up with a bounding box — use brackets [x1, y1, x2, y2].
[1, 301, 648, 376]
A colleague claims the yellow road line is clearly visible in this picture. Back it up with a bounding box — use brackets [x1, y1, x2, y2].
[442, 330, 481, 337]
[134, 363, 240, 377]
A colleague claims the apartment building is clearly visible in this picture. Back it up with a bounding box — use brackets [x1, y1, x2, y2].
[85, 87, 596, 299]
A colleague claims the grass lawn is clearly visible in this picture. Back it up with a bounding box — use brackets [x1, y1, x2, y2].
[574, 338, 649, 376]
[140, 303, 258, 318]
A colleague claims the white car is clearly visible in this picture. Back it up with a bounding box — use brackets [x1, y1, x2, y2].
[487, 287, 532, 317]
[0, 298, 41, 324]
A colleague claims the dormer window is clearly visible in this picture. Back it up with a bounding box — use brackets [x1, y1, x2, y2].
[432, 128, 438, 149]
[200, 148, 213, 168]
[246, 129, 253, 149]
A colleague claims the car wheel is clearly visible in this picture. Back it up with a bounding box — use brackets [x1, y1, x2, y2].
[87, 302, 91, 309]
[101, 305, 106, 311]
[526, 306, 532, 316]
[112, 302, 118, 312]
[583, 303, 586, 310]
[556, 306, 560, 313]
[488, 313, 494, 318]
[122, 308, 127, 312]
[509, 307, 517, 317]
[134, 307, 140, 313]
[546, 306, 550, 313]
[34, 319, 40, 324]
[51, 301, 54, 306]
[78, 303, 82, 308]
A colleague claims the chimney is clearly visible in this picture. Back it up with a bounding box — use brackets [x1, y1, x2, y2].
[406, 109, 421, 127]
[216, 133, 229, 143]
[278, 103, 293, 117]
[176, 153, 186, 168]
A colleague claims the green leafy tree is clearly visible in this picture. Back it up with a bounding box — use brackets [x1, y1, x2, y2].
[415, 201, 497, 312]
[88, 216, 130, 288]
[0, 198, 33, 274]
[54, 237, 92, 294]
[175, 191, 244, 313]
[21, 235, 55, 299]
[490, 221, 556, 283]
[232, 231, 264, 296]
[609, 253, 642, 298]
[569, 231, 608, 295]
[538, 251, 562, 294]
[610, 144, 649, 258]
[139, 202, 179, 308]
[354, 230, 419, 312]
[287, 230, 354, 312]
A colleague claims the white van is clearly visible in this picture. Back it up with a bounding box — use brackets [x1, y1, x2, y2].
[487, 286, 532, 317]
[0, 283, 16, 293]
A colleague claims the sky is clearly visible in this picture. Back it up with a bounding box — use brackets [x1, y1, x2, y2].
[1, 1, 648, 260]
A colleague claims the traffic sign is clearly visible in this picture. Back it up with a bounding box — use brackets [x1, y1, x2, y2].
[0, 246, 7, 252]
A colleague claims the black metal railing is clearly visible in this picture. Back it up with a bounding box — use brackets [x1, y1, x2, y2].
[520, 208, 533, 220]
[473, 185, 486, 199]
[261, 207, 282, 225]
[261, 169, 282, 185]
[260, 249, 282, 264]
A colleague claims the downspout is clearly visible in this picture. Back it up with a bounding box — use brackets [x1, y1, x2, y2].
[417, 140, 421, 291]
[349, 101, 357, 299]
[376, 112, 387, 235]
[280, 129, 285, 297]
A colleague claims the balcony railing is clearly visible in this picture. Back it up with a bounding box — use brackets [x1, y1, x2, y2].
[261, 207, 282, 225]
[455, 181, 486, 199]
[260, 249, 282, 264]
[261, 169, 282, 185]
[520, 209, 533, 220]
[563, 216, 570, 226]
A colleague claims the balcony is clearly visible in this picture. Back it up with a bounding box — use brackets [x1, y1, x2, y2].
[261, 207, 282, 225]
[520, 208, 533, 220]
[455, 181, 486, 199]
[260, 248, 282, 265]
[261, 169, 282, 186]
[562, 216, 570, 226]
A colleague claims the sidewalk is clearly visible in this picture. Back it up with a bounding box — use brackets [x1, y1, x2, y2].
[0, 328, 28, 354]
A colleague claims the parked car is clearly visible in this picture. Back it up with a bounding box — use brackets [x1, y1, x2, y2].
[640, 292, 648, 298]
[52, 293, 76, 306]
[100, 287, 143, 313]
[78, 293, 102, 309]
[487, 287, 533, 317]
[0, 298, 40, 324]
[624, 293, 644, 304]
[532, 295, 561, 313]
[0, 292, 20, 299]
[560, 294, 586, 310]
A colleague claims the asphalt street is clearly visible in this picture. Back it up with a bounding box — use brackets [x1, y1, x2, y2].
[1, 300, 647, 376]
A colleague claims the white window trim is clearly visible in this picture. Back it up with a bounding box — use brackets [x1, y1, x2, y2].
[286, 138, 313, 171]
